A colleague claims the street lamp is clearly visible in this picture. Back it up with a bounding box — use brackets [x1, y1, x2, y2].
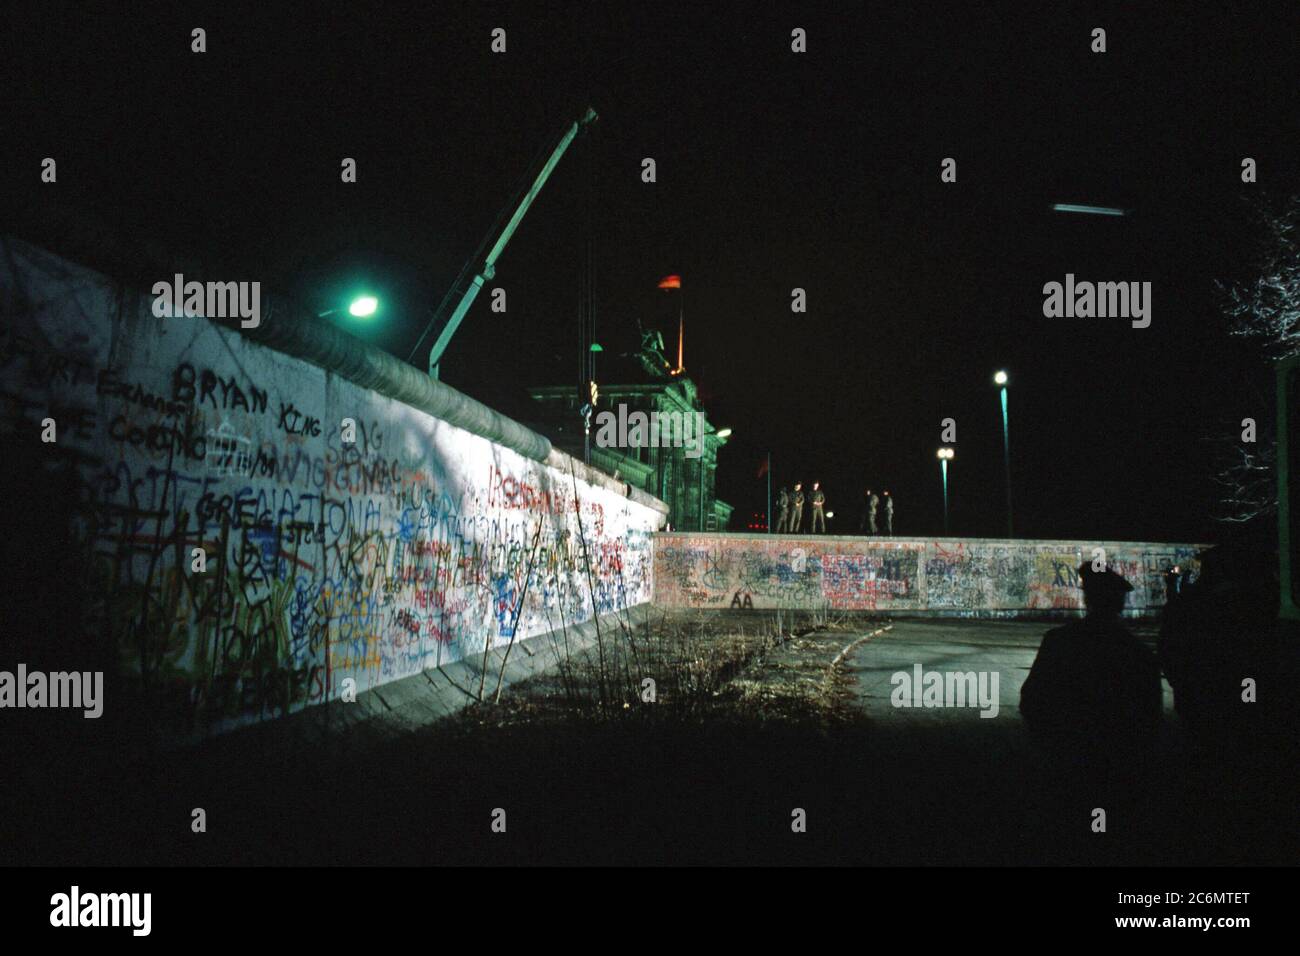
[318, 295, 380, 320]
[937, 447, 954, 535]
[1050, 203, 1127, 217]
[994, 370, 1012, 537]
[349, 295, 378, 317]
[695, 427, 731, 531]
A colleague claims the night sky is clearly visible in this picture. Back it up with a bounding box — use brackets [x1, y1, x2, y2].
[5, 1, 1299, 543]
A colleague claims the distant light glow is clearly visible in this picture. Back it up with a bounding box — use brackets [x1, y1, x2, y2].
[1051, 203, 1126, 217]
[349, 295, 378, 317]
[937, 447, 954, 460]
[716, 428, 733, 439]
[994, 370, 1008, 385]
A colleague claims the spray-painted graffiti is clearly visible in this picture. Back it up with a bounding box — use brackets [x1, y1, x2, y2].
[654, 534, 1204, 615]
[1, 242, 662, 738]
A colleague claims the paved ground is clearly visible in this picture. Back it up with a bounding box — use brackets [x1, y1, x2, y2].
[5, 615, 1295, 866]
[845, 619, 1176, 725]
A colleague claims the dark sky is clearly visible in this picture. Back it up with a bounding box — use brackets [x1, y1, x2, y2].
[5, 1, 1299, 543]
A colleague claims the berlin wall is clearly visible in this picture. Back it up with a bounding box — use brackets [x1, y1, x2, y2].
[0, 240, 665, 739]
[653, 532, 1206, 616]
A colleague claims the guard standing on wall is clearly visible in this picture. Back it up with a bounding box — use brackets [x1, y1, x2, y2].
[776, 486, 790, 533]
[811, 482, 827, 533]
[883, 490, 894, 535]
[790, 482, 805, 534]
[806, 481, 826, 535]
[867, 489, 880, 535]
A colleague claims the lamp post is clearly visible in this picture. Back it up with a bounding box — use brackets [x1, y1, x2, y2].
[937, 447, 954, 535]
[994, 370, 1012, 537]
[698, 427, 731, 531]
[582, 343, 603, 467]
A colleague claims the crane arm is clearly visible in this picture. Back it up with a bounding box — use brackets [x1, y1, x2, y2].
[423, 106, 598, 378]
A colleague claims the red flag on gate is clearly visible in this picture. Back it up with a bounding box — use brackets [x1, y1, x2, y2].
[657, 274, 682, 290]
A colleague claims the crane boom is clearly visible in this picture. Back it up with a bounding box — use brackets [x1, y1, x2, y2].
[421, 106, 598, 378]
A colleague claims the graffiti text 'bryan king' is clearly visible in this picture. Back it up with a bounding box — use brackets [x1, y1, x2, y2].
[152, 274, 260, 328]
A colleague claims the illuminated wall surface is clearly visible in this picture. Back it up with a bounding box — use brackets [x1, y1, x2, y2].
[654, 533, 1206, 615]
[1, 243, 661, 737]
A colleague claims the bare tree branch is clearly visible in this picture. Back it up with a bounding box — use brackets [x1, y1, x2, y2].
[1211, 195, 1300, 523]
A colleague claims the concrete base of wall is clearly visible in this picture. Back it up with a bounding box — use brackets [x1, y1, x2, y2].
[215, 603, 657, 754]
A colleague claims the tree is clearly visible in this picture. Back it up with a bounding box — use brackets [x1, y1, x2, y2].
[1213, 195, 1300, 524]
[1224, 195, 1300, 358]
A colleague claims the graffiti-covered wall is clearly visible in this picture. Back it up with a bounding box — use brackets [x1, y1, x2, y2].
[0, 241, 664, 738]
[653, 532, 1205, 616]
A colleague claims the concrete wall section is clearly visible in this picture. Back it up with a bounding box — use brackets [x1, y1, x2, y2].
[1, 240, 664, 738]
[653, 533, 1206, 616]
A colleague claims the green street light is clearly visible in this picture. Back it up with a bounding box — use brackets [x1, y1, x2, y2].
[937, 447, 954, 535]
[1051, 203, 1126, 217]
[349, 295, 379, 318]
[319, 295, 380, 321]
[995, 370, 1012, 537]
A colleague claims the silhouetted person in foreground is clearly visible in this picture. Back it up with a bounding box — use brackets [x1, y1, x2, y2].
[1163, 564, 1183, 603]
[1158, 543, 1290, 752]
[1020, 564, 1163, 754]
